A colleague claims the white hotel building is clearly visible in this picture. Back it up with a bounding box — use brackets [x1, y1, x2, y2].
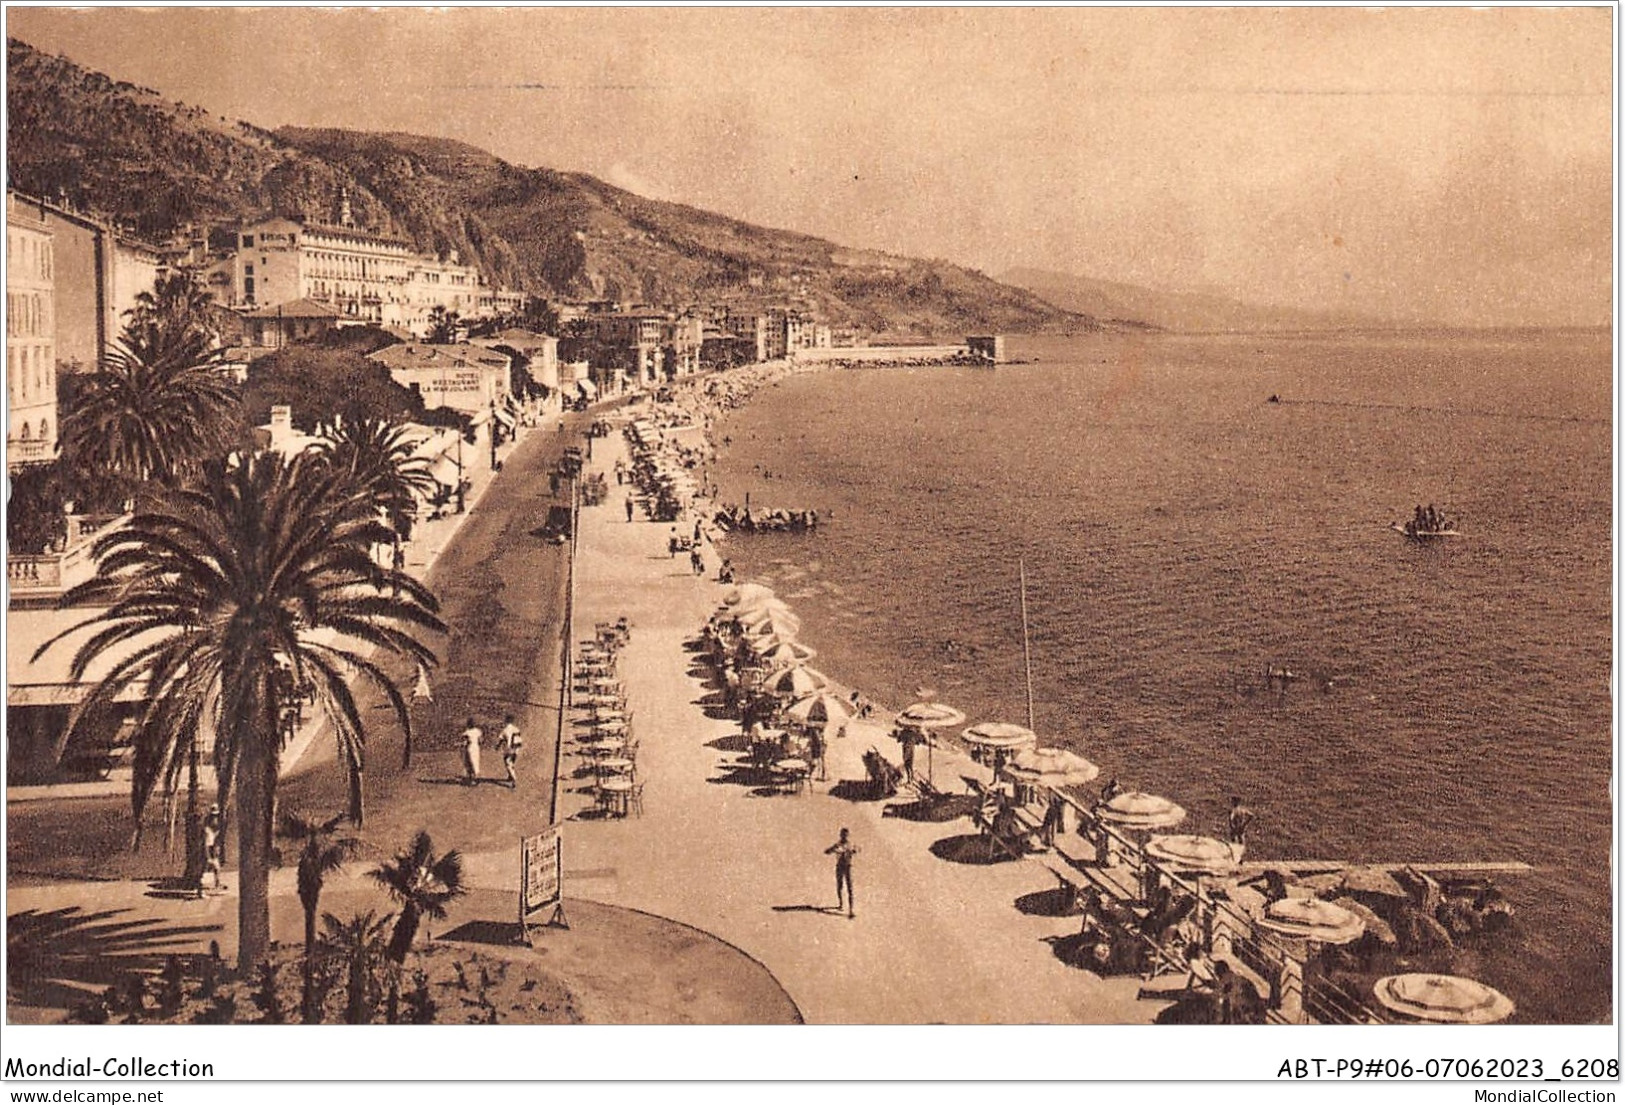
[223, 216, 493, 335]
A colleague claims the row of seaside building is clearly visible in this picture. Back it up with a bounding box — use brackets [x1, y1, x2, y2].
[6, 187, 845, 472]
[5, 185, 856, 789]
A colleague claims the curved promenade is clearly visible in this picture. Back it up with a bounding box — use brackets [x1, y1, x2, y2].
[559, 421, 1159, 1024]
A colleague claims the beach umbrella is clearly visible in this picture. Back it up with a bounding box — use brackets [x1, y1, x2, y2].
[898, 703, 967, 729]
[785, 691, 854, 725]
[895, 703, 966, 786]
[1005, 746, 1101, 789]
[743, 614, 802, 640]
[767, 665, 830, 697]
[1096, 791, 1186, 831]
[1328, 896, 1398, 947]
[754, 639, 818, 668]
[722, 583, 775, 607]
[736, 598, 797, 624]
[1143, 834, 1241, 876]
[1256, 897, 1366, 945]
[1371, 973, 1515, 1025]
[960, 721, 1038, 750]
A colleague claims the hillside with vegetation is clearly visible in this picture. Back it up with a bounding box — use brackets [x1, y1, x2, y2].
[8, 37, 1103, 338]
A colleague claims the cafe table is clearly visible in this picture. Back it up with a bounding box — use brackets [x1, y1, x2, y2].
[774, 758, 811, 795]
[599, 776, 634, 817]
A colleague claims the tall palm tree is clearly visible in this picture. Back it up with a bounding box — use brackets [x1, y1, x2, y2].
[60, 338, 239, 487]
[281, 811, 357, 1023]
[120, 269, 223, 364]
[369, 830, 467, 964]
[61, 270, 237, 488]
[311, 416, 439, 539]
[36, 450, 444, 973]
[320, 909, 393, 1025]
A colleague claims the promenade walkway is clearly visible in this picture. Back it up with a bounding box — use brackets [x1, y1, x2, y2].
[550, 427, 1161, 1024]
[6, 394, 1165, 1024]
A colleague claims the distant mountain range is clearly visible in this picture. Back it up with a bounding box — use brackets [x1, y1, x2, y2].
[999, 267, 1389, 334]
[6, 37, 1104, 339]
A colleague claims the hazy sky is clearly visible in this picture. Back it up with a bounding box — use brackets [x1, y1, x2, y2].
[8, 6, 1613, 326]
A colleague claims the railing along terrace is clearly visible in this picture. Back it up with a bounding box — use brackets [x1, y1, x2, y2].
[1055, 787, 1389, 1025]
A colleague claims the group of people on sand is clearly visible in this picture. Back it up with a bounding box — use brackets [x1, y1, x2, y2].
[712, 504, 819, 534]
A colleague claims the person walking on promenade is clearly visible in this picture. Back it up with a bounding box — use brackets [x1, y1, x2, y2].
[625, 495, 635, 523]
[461, 717, 483, 785]
[668, 528, 680, 557]
[826, 828, 859, 919]
[690, 546, 705, 576]
[808, 725, 828, 782]
[199, 805, 224, 897]
[1227, 796, 1254, 857]
[497, 714, 523, 789]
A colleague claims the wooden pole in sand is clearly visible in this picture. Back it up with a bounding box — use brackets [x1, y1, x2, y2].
[1019, 558, 1036, 735]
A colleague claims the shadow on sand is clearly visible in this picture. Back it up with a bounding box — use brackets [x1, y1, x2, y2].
[1015, 887, 1081, 918]
[439, 919, 528, 947]
[882, 794, 977, 823]
[929, 833, 1015, 866]
[7, 907, 225, 1012]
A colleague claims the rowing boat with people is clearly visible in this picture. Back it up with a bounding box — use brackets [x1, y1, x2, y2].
[1389, 521, 1461, 541]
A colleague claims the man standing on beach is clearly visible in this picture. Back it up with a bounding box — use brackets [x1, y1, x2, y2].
[825, 828, 859, 918]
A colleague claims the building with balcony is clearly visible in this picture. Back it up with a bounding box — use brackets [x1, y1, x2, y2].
[6, 193, 160, 376]
[7, 193, 58, 469]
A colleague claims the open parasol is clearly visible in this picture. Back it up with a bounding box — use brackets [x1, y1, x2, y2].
[1371, 973, 1515, 1025]
[1004, 746, 1101, 789]
[1328, 896, 1398, 946]
[722, 583, 776, 607]
[735, 600, 798, 627]
[766, 665, 831, 697]
[1256, 897, 1366, 945]
[898, 702, 967, 729]
[1096, 791, 1186, 831]
[960, 721, 1038, 750]
[753, 639, 818, 668]
[895, 702, 966, 786]
[785, 691, 854, 726]
[743, 614, 802, 640]
[1144, 834, 1241, 876]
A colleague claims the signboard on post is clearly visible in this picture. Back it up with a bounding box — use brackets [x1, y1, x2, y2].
[520, 824, 565, 940]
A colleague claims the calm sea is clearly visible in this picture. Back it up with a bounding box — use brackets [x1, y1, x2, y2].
[711, 330, 1614, 1024]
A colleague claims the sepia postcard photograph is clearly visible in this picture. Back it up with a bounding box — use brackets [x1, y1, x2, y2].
[0, 2, 1616, 1091]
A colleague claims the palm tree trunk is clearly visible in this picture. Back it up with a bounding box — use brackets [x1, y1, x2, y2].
[183, 740, 203, 886]
[388, 904, 419, 964]
[302, 904, 318, 1023]
[347, 758, 364, 828]
[235, 698, 278, 974]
